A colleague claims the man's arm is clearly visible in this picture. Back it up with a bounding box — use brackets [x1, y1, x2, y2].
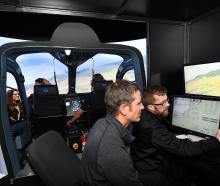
[66, 93, 92, 127]
[66, 108, 84, 127]
[151, 125, 220, 157]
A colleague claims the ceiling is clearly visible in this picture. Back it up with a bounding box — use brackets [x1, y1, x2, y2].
[0, 0, 220, 42]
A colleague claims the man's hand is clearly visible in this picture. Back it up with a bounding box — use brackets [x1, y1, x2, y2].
[215, 129, 220, 142]
[66, 120, 73, 127]
[66, 109, 84, 128]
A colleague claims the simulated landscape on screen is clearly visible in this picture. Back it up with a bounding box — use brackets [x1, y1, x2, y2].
[184, 62, 220, 97]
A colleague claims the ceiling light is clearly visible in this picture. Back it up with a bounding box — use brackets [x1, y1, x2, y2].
[64, 49, 71, 56]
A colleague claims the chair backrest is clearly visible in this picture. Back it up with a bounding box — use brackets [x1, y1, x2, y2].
[89, 80, 113, 127]
[26, 130, 82, 186]
[33, 85, 66, 118]
[93, 80, 113, 92]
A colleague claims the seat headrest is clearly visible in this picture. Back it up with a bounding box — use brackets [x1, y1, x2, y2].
[93, 80, 113, 92]
[34, 85, 58, 96]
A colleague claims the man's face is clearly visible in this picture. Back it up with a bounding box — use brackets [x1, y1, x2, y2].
[126, 90, 144, 122]
[43, 79, 50, 85]
[149, 94, 170, 117]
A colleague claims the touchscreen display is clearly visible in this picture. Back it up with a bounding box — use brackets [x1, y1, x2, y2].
[65, 97, 81, 116]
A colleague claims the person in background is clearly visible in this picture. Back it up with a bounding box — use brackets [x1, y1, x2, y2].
[28, 77, 51, 108]
[34, 78, 51, 86]
[131, 86, 220, 186]
[28, 77, 51, 122]
[66, 73, 104, 128]
[81, 80, 144, 186]
[7, 89, 25, 123]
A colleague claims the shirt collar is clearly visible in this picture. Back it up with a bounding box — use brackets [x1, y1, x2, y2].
[145, 109, 169, 124]
[106, 114, 135, 144]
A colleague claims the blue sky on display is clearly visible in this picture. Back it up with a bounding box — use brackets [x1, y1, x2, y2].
[0, 36, 146, 93]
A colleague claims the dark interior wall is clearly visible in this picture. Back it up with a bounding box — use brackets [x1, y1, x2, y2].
[189, 10, 220, 64]
[148, 20, 185, 95]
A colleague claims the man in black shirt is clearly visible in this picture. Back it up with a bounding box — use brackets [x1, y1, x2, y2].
[81, 80, 144, 186]
[131, 86, 220, 186]
[66, 73, 104, 128]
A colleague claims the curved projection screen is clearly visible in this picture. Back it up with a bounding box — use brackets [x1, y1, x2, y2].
[184, 62, 220, 97]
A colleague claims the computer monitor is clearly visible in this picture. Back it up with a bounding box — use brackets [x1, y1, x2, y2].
[171, 95, 220, 137]
[64, 97, 81, 117]
[184, 62, 220, 96]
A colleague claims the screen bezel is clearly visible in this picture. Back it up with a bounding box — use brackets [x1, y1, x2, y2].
[183, 62, 220, 97]
[170, 94, 220, 138]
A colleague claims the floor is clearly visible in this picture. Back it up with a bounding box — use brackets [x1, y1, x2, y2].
[0, 160, 45, 186]
[0, 175, 45, 186]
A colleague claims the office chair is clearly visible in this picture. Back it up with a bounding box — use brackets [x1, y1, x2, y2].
[26, 130, 83, 186]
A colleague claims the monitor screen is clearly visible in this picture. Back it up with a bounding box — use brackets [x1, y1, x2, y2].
[64, 97, 81, 117]
[184, 62, 220, 96]
[171, 95, 220, 137]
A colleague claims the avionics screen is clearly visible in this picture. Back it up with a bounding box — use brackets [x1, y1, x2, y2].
[64, 97, 81, 117]
[184, 62, 220, 96]
[171, 95, 220, 136]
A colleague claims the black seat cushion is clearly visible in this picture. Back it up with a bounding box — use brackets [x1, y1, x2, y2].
[26, 130, 82, 186]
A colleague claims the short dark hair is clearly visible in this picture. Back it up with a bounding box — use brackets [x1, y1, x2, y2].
[35, 78, 44, 84]
[35, 78, 50, 85]
[105, 80, 140, 116]
[91, 73, 104, 87]
[142, 86, 167, 106]
[92, 73, 104, 81]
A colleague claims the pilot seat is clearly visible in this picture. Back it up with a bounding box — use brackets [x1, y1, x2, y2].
[32, 84, 66, 137]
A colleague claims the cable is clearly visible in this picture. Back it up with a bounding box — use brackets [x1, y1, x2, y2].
[92, 56, 94, 77]
[53, 56, 58, 85]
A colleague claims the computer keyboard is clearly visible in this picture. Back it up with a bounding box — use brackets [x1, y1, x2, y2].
[186, 134, 204, 142]
[176, 134, 188, 139]
[176, 134, 204, 142]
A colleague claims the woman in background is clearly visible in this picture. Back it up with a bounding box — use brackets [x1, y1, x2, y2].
[7, 89, 25, 123]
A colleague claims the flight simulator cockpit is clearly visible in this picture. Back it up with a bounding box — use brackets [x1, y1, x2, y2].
[0, 22, 146, 182]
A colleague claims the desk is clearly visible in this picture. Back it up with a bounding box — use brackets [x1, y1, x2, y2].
[187, 149, 220, 186]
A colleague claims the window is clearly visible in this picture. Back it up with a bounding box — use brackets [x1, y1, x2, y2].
[16, 53, 68, 96]
[75, 53, 123, 93]
[122, 69, 135, 81]
[110, 38, 147, 79]
[7, 73, 18, 91]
